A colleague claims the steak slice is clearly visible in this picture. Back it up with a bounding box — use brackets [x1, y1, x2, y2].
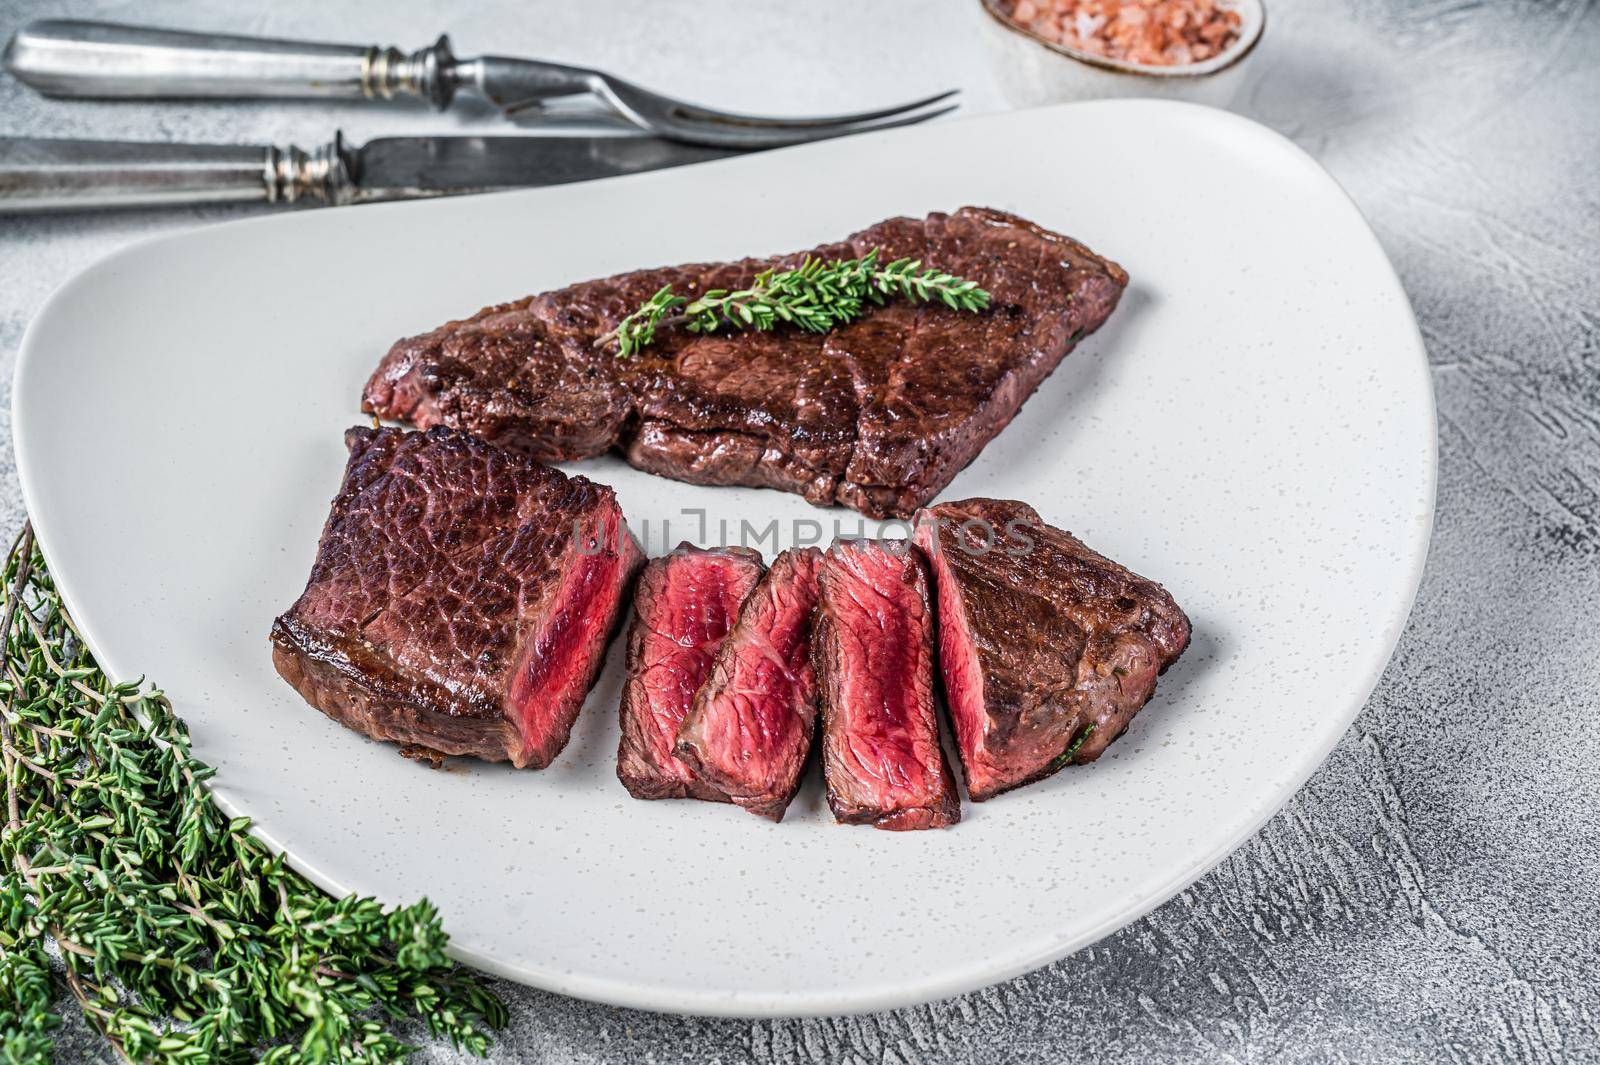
[271, 426, 643, 768]
[617, 543, 765, 801]
[913, 498, 1191, 801]
[674, 548, 823, 822]
[364, 207, 1128, 519]
[813, 540, 960, 831]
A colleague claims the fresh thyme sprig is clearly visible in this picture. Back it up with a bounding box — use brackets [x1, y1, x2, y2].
[1048, 723, 1096, 772]
[0, 525, 506, 1064]
[597, 249, 992, 357]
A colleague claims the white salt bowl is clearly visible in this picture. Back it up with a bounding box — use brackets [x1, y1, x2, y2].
[979, 0, 1265, 109]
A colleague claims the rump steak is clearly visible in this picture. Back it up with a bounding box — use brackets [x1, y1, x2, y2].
[364, 207, 1128, 519]
[913, 498, 1190, 801]
[271, 426, 643, 768]
[813, 540, 960, 831]
[674, 548, 823, 821]
[617, 543, 765, 801]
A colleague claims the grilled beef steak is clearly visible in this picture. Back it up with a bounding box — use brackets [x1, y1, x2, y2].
[617, 543, 765, 801]
[364, 207, 1128, 519]
[674, 548, 823, 821]
[271, 426, 643, 767]
[913, 498, 1190, 800]
[813, 540, 960, 830]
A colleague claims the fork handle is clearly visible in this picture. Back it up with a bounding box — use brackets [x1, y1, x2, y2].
[3, 20, 457, 108]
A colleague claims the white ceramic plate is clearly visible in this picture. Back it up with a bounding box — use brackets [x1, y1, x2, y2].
[13, 100, 1434, 1017]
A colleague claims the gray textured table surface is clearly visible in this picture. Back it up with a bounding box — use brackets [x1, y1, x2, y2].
[4, 1, 1597, 1061]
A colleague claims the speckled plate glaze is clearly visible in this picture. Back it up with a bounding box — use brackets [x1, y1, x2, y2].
[13, 100, 1434, 1017]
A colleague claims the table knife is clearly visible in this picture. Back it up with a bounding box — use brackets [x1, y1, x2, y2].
[0, 132, 731, 213]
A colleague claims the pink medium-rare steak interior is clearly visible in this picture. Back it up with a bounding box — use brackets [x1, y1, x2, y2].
[617, 543, 766, 801]
[920, 536, 996, 797]
[913, 498, 1190, 800]
[674, 547, 824, 821]
[506, 505, 642, 768]
[813, 540, 959, 831]
[363, 207, 1129, 519]
[271, 425, 643, 767]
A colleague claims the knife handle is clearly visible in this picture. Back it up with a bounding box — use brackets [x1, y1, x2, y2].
[0, 136, 352, 213]
[3, 20, 456, 108]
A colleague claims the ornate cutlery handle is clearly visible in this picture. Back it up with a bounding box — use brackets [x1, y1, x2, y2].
[3, 20, 456, 108]
[0, 136, 353, 212]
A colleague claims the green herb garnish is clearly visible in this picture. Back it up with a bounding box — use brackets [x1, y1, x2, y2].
[1049, 723, 1096, 772]
[598, 249, 991, 357]
[0, 525, 505, 1064]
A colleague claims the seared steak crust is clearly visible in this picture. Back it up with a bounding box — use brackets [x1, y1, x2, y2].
[914, 498, 1190, 801]
[271, 426, 643, 767]
[814, 540, 960, 831]
[617, 543, 765, 801]
[364, 208, 1128, 519]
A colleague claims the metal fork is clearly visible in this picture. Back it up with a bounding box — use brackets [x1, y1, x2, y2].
[3, 20, 960, 149]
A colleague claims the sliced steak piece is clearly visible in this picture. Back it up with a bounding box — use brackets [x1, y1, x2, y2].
[913, 498, 1191, 801]
[364, 207, 1128, 519]
[271, 426, 643, 768]
[674, 548, 823, 821]
[617, 543, 765, 801]
[813, 540, 960, 831]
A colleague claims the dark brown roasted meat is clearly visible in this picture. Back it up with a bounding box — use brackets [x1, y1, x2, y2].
[364, 208, 1128, 519]
[617, 543, 765, 801]
[813, 540, 960, 830]
[913, 498, 1190, 800]
[674, 548, 823, 821]
[271, 426, 643, 767]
